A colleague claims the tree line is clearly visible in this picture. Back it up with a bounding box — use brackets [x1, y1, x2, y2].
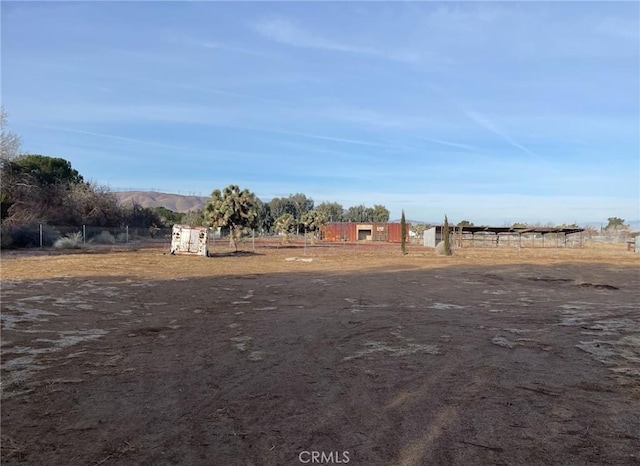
[0, 153, 182, 228]
[0, 153, 390, 231]
[3, 108, 629, 250]
[1, 109, 392, 248]
[204, 186, 391, 251]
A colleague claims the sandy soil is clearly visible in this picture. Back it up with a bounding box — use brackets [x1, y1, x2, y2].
[1, 243, 639, 465]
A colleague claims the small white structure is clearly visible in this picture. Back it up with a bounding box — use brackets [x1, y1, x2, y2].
[424, 227, 437, 248]
[170, 224, 209, 256]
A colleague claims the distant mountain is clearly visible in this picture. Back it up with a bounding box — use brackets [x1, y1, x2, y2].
[112, 191, 209, 213]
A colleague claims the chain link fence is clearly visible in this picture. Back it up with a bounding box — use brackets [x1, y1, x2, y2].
[1, 223, 636, 252]
[1, 224, 175, 249]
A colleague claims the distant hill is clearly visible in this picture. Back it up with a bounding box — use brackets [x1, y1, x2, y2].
[112, 191, 209, 213]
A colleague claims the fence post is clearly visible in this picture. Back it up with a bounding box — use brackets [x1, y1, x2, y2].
[126, 226, 129, 243]
[83, 225, 86, 246]
[39, 224, 43, 248]
[252, 229, 255, 252]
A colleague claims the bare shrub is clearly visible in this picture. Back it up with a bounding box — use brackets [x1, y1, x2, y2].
[3, 223, 60, 248]
[92, 231, 116, 244]
[54, 232, 83, 249]
[435, 241, 448, 256]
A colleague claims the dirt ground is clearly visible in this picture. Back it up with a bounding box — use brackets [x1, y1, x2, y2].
[1, 243, 639, 465]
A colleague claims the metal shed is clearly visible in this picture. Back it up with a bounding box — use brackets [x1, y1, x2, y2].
[170, 224, 209, 256]
[320, 222, 408, 243]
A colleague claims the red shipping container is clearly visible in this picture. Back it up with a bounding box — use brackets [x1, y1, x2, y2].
[321, 222, 407, 243]
[321, 222, 357, 242]
[387, 223, 404, 243]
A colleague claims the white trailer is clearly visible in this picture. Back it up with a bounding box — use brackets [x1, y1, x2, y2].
[170, 224, 209, 256]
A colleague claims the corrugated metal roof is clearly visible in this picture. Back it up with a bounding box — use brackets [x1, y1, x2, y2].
[440, 226, 584, 235]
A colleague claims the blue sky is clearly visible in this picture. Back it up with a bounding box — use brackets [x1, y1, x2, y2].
[2, 1, 639, 225]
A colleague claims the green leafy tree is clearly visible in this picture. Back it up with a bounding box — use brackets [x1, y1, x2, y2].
[2, 154, 86, 225]
[2, 153, 125, 227]
[343, 204, 369, 222]
[183, 209, 206, 227]
[289, 193, 314, 233]
[410, 223, 427, 239]
[5, 154, 83, 186]
[269, 197, 297, 222]
[204, 185, 259, 252]
[556, 222, 579, 229]
[274, 213, 296, 243]
[512, 222, 527, 229]
[254, 198, 273, 235]
[443, 215, 452, 256]
[370, 204, 390, 222]
[605, 217, 628, 230]
[154, 206, 185, 227]
[400, 210, 407, 255]
[315, 202, 344, 222]
[457, 220, 474, 227]
[301, 210, 328, 244]
[343, 204, 390, 223]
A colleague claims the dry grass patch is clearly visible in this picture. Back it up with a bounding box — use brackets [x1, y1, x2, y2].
[1, 242, 638, 281]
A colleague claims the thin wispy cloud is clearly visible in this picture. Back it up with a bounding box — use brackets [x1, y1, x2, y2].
[191, 40, 276, 59]
[3, 1, 637, 223]
[166, 32, 277, 59]
[36, 126, 191, 152]
[415, 136, 477, 152]
[322, 106, 437, 131]
[253, 16, 372, 53]
[171, 83, 286, 106]
[21, 104, 220, 125]
[465, 111, 537, 158]
[253, 16, 420, 63]
[275, 140, 376, 162]
[416, 3, 638, 62]
[44, 126, 264, 160]
[422, 4, 507, 34]
[411, 82, 538, 157]
[268, 128, 403, 150]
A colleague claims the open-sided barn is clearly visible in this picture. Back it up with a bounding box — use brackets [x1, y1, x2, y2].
[423, 225, 585, 248]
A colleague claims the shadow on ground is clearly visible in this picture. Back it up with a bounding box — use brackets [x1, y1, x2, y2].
[1, 263, 639, 465]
